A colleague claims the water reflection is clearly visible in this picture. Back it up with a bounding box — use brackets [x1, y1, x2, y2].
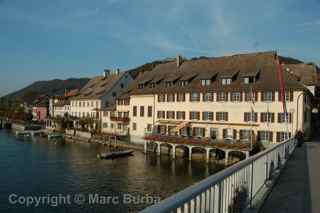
[0, 131, 224, 212]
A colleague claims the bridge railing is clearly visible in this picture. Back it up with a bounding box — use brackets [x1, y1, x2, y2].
[140, 138, 297, 213]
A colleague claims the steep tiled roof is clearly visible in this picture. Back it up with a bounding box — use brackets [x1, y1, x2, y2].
[72, 72, 124, 100]
[283, 64, 318, 86]
[123, 51, 306, 96]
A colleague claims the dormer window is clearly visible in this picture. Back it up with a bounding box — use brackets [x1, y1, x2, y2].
[222, 78, 232, 85]
[149, 83, 156, 88]
[165, 81, 173, 88]
[178, 80, 188, 86]
[201, 79, 211, 86]
[138, 83, 144, 89]
[244, 77, 255, 84]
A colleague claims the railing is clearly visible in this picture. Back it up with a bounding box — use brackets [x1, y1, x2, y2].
[141, 138, 297, 213]
[110, 116, 130, 123]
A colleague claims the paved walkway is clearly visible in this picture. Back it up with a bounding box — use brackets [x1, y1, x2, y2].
[260, 141, 320, 213]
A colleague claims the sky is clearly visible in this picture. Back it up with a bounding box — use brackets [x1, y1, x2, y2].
[0, 0, 320, 96]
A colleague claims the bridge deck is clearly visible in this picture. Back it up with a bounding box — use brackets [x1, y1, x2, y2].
[259, 141, 320, 213]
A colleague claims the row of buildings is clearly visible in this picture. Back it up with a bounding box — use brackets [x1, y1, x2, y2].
[44, 51, 318, 145]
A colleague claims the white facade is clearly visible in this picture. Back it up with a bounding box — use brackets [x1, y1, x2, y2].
[123, 90, 311, 145]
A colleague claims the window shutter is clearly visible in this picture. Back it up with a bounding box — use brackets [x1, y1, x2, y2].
[278, 91, 282, 102]
[257, 131, 261, 141]
[189, 112, 192, 120]
[255, 92, 258, 102]
[226, 112, 229, 121]
[289, 113, 292, 123]
[269, 132, 273, 142]
[226, 92, 229, 101]
[260, 113, 264, 122]
[276, 132, 280, 142]
[272, 91, 275, 101]
[290, 91, 294, 102]
[278, 113, 281, 123]
[217, 93, 220, 102]
[233, 130, 237, 140]
[261, 92, 265, 101]
[240, 92, 243, 101]
[271, 113, 275, 123]
[244, 113, 247, 122]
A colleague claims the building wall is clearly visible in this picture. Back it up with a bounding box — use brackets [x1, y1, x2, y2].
[125, 91, 310, 144]
[32, 107, 48, 121]
[70, 72, 133, 119]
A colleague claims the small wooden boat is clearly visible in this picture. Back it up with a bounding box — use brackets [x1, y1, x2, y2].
[48, 133, 64, 141]
[97, 150, 134, 159]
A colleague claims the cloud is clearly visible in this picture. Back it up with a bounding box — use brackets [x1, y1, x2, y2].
[297, 19, 320, 27]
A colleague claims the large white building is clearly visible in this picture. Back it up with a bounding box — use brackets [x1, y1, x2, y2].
[101, 52, 314, 145]
[70, 69, 133, 129]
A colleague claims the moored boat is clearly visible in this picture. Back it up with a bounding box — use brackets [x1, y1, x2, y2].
[97, 150, 134, 159]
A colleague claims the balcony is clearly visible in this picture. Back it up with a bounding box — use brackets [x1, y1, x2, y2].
[110, 116, 130, 123]
[144, 134, 251, 150]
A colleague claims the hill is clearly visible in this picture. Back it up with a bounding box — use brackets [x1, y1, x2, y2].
[2, 78, 90, 104]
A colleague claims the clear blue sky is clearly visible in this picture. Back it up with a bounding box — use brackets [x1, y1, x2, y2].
[1, 0, 320, 96]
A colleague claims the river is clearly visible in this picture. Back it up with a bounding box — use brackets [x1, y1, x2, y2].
[0, 130, 224, 212]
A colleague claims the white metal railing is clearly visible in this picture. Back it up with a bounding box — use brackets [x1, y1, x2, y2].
[141, 138, 297, 213]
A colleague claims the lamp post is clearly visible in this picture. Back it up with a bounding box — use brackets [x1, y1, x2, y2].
[296, 92, 304, 134]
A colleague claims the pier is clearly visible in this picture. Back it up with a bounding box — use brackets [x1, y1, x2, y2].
[144, 135, 251, 164]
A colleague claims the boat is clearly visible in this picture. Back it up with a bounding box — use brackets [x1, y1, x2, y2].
[48, 133, 64, 141]
[97, 150, 134, 159]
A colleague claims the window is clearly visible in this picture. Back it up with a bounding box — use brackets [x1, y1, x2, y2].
[165, 81, 173, 87]
[202, 112, 214, 121]
[176, 111, 186, 120]
[166, 111, 175, 119]
[132, 122, 137, 131]
[147, 124, 153, 132]
[217, 92, 228, 102]
[158, 125, 166, 135]
[276, 132, 291, 142]
[103, 123, 108, 128]
[222, 78, 232, 85]
[103, 111, 108, 117]
[279, 91, 294, 102]
[133, 106, 137, 117]
[138, 84, 144, 89]
[140, 106, 144, 117]
[244, 112, 258, 122]
[278, 112, 292, 123]
[87, 101, 89, 107]
[245, 92, 257, 102]
[190, 92, 200, 102]
[190, 111, 200, 120]
[240, 130, 253, 141]
[216, 112, 228, 121]
[178, 80, 188, 86]
[244, 77, 255, 84]
[147, 106, 152, 117]
[177, 93, 185, 102]
[260, 112, 275, 123]
[117, 123, 122, 130]
[158, 94, 166, 102]
[201, 79, 211, 86]
[124, 112, 129, 118]
[203, 92, 213, 102]
[262, 91, 273, 102]
[258, 131, 273, 142]
[167, 94, 175, 102]
[193, 127, 205, 137]
[157, 111, 165, 119]
[231, 92, 242, 102]
[149, 83, 156, 88]
[110, 123, 114, 129]
[120, 83, 124, 89]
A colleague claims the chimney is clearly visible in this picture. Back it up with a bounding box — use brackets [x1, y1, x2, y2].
[176, 55, 183, 67]
[103, 69, 110, 78]
[116, 68, 120, 75]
